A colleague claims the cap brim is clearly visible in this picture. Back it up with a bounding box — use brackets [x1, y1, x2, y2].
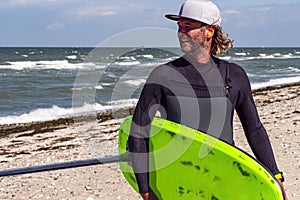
[165, 14, 180, 21]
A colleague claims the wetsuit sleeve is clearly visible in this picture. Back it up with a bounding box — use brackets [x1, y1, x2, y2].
[127, 68, 163, 193]
[234, 67, 280, 175]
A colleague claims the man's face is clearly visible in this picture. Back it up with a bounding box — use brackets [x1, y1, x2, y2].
[177, 18, 207, 54]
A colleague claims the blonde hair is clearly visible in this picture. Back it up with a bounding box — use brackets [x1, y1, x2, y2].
[211, 26, 233, 55]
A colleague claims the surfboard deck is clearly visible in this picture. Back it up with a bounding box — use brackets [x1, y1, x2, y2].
[118, 115, 285, 200]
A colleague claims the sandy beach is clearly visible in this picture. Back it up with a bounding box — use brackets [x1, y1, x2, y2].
[0, 83, 299, 200]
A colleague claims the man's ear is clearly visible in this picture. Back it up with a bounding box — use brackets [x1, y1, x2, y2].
[206, 27, 215, 38]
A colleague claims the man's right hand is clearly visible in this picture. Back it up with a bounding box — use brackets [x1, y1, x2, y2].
[141, 190, 159, 200]
[277, 179, 288, 200]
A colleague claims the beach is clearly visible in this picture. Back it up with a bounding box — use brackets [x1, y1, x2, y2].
[0, 83, 299, 200]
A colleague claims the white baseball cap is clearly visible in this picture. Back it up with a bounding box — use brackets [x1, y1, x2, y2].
[165, 0, 222, 26]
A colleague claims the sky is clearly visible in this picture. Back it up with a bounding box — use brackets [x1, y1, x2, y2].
[0, 0, 300, 47]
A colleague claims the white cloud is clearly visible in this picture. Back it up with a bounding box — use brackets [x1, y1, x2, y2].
[10, 0, 54, 6]
[72, 6, 119, 17]
[46, 22, 63, 30]
[223, 10, 241, 15]
[222, 10, 241, 24]
[7, 0, 74, 7]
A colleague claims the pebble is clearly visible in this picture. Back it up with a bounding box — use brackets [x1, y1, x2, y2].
[275, 135, 282, 139]
[85, 185, 92, 191]
[53, 175, 59, 180]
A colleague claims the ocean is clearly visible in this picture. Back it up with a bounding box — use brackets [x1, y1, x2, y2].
[0, 47, 299, 125]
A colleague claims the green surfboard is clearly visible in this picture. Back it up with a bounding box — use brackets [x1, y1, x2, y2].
[118, 115, 285, 199]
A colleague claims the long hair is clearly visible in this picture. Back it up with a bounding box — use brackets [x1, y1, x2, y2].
[211, 26, 233, 55]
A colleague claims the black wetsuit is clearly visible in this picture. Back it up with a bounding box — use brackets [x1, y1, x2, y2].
[128, 56, 280, 193]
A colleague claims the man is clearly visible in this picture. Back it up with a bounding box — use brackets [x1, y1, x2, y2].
[128, 0, 286, 199]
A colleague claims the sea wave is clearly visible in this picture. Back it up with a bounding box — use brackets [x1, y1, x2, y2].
[0, 99, 138, 125]
[285, 67, 300, 73]
[220, 53, 300, 61]
[114, 60, 141, 66]
[1, 76, 299, 125]
[251, 76, 300, 90]
[123, 79, 146, 86]
[0, 60, 105, 70]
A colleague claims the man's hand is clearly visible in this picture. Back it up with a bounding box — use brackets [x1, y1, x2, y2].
[141, 190, 159, 200]
[277, 179, 288, 200]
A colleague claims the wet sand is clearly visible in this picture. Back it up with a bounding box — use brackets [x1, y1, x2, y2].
[0, 83, 299, 200]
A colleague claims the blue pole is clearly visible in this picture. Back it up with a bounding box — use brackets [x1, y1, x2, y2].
[0, 154, 129, 177]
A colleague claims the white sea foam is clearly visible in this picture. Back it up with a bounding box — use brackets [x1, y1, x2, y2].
[220, 56, 231, 61]
[66, 55, 77, 59]
[142, 54, 154, 59]
[251, 76, 300, 90]
[95, 85, 104, 90]
[117, 56, 136, 61]
[224, 54, 300, 61]
[135, 54, 154, 59]
[71, 86, 95, 91]
[0, 99, 138, 125]
[235, 52, 247, 56]
[273, 53, 282, 57]
[139, 62, 159, 67]
[282, 53, 293, 58]
[0, 60, 103, 70]
[115, 61, 141, 66]
[0, 105, 75, 124]
[123, 79, 146, 86]
[101, 83, 114, 86]
[286, 67, 300, 73]
[259, 54, 275, 59]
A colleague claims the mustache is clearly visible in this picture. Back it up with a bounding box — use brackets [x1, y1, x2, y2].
[178, 33, 192, 42]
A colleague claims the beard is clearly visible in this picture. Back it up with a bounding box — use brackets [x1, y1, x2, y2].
[178, 33, 208, 56]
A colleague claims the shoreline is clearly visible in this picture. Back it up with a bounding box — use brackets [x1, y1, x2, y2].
[252, 81, 300, 94]
[0, 107, 135, 137]
[0, 81, 299, 199]
[1, 81, 299, 137]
